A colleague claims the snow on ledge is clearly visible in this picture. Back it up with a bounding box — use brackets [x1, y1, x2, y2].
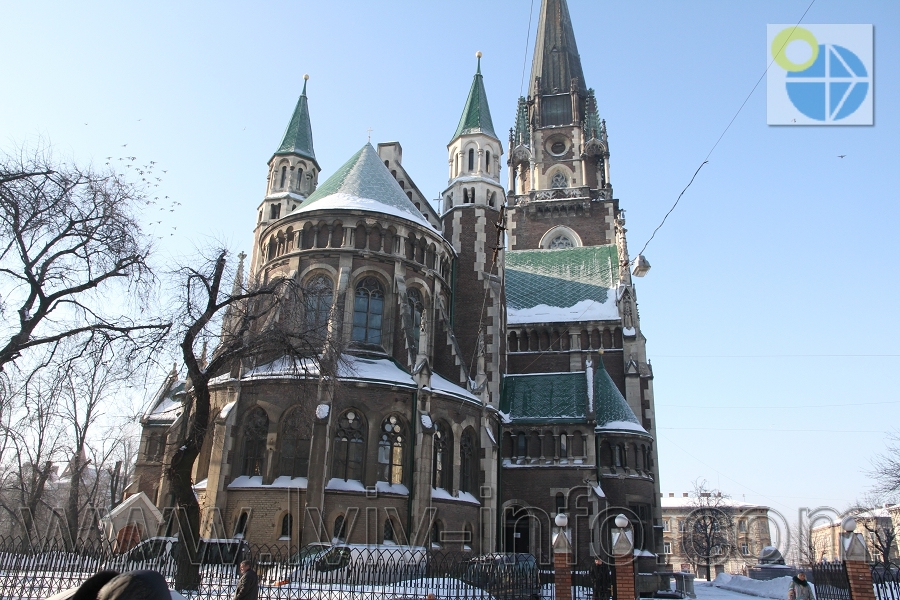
[597, 420, 648, 434]
[508, 297, 619, 325]
[431, 487, 481, 505]
[375, 481, 409, 496]
[325, 478, 367, 493]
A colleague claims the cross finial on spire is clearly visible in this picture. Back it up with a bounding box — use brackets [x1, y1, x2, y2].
[367, 127, 373, 143]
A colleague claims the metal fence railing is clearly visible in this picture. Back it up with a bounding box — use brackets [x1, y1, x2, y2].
[872, 564, 900, 600]
[811, 562, 851, 600]
[0, 536, 548, 600]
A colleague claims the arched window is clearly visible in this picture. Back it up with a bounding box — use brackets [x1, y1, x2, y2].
[295, 168, 304, 190]
[431, 521, 442, 548]
[378, 415, 405, 485]
[432, 421, 452, 491]
[279, 408, 311, 478]
[333, 515, 346, 541]
[555, 492, 566, 515]
[333, 410, 365, 481]
[407, 288, 424, 355]
[613, 444, 622, 467]
[280, 513, 293, 539]
[241, 408, 269, 476]
[559, 432, 568, 458]
[280, 166, 287, 189]
[550, 171, 568, 189]
[460, 429, 476, 494]
[235, 511, 249, 538]
[383, 519, 395, 544]
[549, 235, 573, 249]
[516, 432, 527, 459]
[485, 150, 491, 173]
[468, 149, 474, 172]
[352, 277, 384, 344]
[305, 275, 333, 337]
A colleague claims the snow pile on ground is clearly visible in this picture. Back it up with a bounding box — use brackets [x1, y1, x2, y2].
[713, 573, 805, 600]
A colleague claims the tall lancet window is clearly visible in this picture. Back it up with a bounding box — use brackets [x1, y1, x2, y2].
[432, 421, 452, 491]
[378, 415, 406, 485]
[241, 407, 269, 476]
[279, 408, 311, 478]
[333, 410, 365, 481]
[305, 275, 333, 338]
[459, 428, 476, 494]
[280, 166, 287, 189]
[352, 277, 384, 344]
[407, 288, 424, 355]
[468, 149, 475, 172]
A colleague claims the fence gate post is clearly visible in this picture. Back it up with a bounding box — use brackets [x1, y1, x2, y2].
[554, 514, 573, 600]
[842, 519, 876, 600]
[612, 514, 637, 600]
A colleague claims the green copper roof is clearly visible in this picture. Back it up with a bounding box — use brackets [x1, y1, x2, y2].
[505, 246, 619, 324]
[592, 358, 648, 435]
[501, 371, 587, 423]
[273, 79, 318, 167]
[296, 144, 434, 229]
[513, 96, 530, 147]
[451, 56, 498, 142]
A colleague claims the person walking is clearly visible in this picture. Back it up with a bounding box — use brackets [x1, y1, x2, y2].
[234, 559, 259, 600]
[788, 572, 814, 600]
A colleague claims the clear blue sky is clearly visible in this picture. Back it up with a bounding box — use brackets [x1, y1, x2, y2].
[2, 1, 898, 530]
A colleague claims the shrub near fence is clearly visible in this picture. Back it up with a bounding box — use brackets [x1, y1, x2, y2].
[0, 536, 544, 600]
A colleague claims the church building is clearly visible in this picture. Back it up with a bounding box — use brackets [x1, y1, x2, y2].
[131, 0, 661, 568]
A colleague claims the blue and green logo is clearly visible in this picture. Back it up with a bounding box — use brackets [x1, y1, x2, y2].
[767, 25, 873, 126]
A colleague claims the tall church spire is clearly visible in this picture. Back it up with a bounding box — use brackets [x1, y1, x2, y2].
[529, 0, 588, 97]
[451, 52, 498, 142]
[273, 75, 319, 169]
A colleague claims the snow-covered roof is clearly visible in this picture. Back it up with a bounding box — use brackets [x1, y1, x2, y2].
[506, 246, 620, 325]
[242, 354, 480, 405]
[294, 144, 436, 232]
[143, 371, 185, 424]
[659, 495, 769, 510]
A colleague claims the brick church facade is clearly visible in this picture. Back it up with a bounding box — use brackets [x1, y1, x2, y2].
[130, 0, 662, 568]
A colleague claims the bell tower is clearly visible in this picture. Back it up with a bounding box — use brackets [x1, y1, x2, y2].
[250, 75, 320, 274]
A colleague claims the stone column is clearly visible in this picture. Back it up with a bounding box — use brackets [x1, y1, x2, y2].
[553, 514, 572, 600]
[613, 514, 637, 600]
[843, 519, 876, 600]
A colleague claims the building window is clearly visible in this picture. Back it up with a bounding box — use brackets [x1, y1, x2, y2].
[432, 421, 451, 491]
[383, 519, 395, 544]
[663, 519, 670, 532]
[241, 407, 269, 476]
[679, 520, 685, 532]
[333, 410, 365, 481]
[468, 149, 474, 172]
[550, 171, 568, 189]
[407, 288, 424, 355]
[279, 408, 311, 478]
[613, 445, 622, 467]
[559, 433, 568, 458]
[352, 277, 385, 344]
[295, 167, 304, 190]
[234, 511, 249, 539]
[555, 492, 565, 515]
[516, 432, 527, 459]
[333, 515, 346, 541]
[741, 543, 749, 555]
[280, 514, 293, 540]
[378, 415, 405, 485]
[664, 542, 671, 554]
[739, 519, 747, 532]
[431, 521, 442, 548]
[280, 166, 287, 189]
[305, 275, 333, 337]
[270, 203, 281, 220]
[485, 151, 491, 173]
[550, 235, 574, 249]
[459, 429, 476, 494]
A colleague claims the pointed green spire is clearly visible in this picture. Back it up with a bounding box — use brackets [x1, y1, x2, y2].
[273, 74, 319, 168]
[513, 96, 530, 147]
[451, 52, 498, 142]
[530, 0, 588, 96]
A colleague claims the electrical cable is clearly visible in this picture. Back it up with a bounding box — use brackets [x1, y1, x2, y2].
[636, 0, 818, 257]
[519, 0, 536, 97]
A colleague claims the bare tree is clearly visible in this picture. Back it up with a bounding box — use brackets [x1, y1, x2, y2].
[869, 432, 900, 501]
[680, 479, 736, 581]
[166, 248, 336, 588]
[0, 146, 169, 373]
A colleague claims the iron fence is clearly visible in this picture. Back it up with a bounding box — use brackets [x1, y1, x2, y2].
[811, 562, 850, 600]
[872, 564, 900, 600]
[0, 536, 547, 600]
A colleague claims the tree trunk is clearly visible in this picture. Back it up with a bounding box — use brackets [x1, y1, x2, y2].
[65, 452, 83, 549]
